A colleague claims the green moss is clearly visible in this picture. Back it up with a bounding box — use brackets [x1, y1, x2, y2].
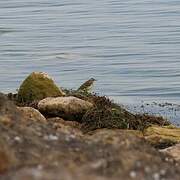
[17, 72, 64, 104]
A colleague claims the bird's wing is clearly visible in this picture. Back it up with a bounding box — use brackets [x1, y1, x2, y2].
[77, 80, 91, 91]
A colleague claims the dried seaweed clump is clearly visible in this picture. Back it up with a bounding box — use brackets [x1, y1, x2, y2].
[134, 114, 170, 128]
[81, 95, 170, 132]
[81, 96, 136, 132]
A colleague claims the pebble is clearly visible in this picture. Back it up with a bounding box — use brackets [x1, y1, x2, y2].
[129, 171, 137, 178]
[145, 166, 151, 173]
[160, 169, 166, 176]
[153, 173, 160, 180]
[136, 161, 142, 168]
[14, 136, 21, 142]
[37, 164, 43, 170]
[65, 134, 76, 141]
[44, 134, 58, 141]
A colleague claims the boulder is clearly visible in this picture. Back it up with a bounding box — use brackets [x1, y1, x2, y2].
[17, 72, 65, 103]
[18, 107, 46, 123]
[38, 96, 93, 121]
[144, 125, 180, 148]
[0, 99, 180, 179]
[160, 143, 180, 161]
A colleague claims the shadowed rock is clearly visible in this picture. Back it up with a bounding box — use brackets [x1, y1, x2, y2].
[160, 143, 180, 161]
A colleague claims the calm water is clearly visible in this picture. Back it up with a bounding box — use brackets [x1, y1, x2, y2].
[0, 1, 180, 123]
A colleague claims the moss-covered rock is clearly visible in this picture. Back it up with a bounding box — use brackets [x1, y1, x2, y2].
[17, 72, 65, 103]
[144, 125, 180, 148]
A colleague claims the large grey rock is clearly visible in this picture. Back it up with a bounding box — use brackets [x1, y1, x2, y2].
[38, 96, 93, 121]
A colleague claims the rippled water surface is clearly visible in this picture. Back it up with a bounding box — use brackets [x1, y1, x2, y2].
[1, 1, 180, 122]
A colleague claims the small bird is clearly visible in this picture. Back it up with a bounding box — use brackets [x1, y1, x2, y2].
[77, 78, 96, 93]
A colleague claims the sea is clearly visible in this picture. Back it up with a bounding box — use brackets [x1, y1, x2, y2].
[0, 0, 180, 124]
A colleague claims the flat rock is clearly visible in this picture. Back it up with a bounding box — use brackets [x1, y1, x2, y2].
[38, 96, 93, 121]
[160, 143, 180, 161]
[144, 125, 180, 148]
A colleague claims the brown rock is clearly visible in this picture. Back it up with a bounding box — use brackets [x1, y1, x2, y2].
[47, 117, 82, 136]
[160, 143, 180, 161]
[3, 165, 106, 180]
[0, 121, 180, 180]
[0, 93, 46, 125]
[0, 139, 16, 174]
[0, 93, 23, 125]
[38, 96, 93, 121]
[144, 125, 180, 148]
[87, 128, 143, 143]
[18, 107, 46, 123]
[1, 93, 180, 180]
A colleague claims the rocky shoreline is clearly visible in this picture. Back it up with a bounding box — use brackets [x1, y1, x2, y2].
[0, 72, 180, 180]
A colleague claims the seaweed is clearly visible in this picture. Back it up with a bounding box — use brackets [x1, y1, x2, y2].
[7, 87, 171, 133]
[80, 95, 170, 132]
